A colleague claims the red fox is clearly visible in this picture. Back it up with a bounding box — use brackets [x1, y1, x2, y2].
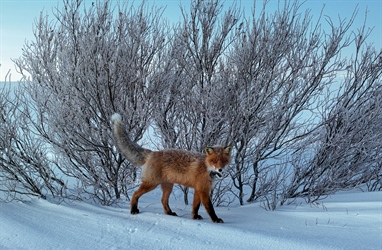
[111, 113, 232, 223]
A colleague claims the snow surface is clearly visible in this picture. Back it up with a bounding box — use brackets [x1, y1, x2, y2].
[0, 190, 381, 250]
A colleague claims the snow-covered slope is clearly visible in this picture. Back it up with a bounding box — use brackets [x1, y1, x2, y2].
[0, 191, 381, 250]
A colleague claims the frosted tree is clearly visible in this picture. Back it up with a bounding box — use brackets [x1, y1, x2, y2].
[222, 0, 359, 206]
[151, 0, 240, 205]
[153, 0, 240, 149]
[284, 24, 382, 202]
[0, 83, 65, 201]
[14, 0, 166, 204]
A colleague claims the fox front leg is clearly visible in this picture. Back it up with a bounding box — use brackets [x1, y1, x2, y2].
[199, 191, 224, 223]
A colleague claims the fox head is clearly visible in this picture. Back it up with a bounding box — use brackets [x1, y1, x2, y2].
[205, 146, 233, 178]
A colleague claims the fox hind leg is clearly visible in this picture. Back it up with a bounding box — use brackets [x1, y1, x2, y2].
[131, 182, 157, 214]
[161, 183, 177, 216]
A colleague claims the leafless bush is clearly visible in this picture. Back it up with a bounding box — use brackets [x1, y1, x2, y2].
[223, 0, 358, 206]
[0, 83, 65, 202]
[13, 0, 166, 204]
[284, 34, 382, 203]
[150, 0, 240, 203]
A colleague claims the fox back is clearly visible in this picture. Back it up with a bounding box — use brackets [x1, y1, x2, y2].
[141, 146, 232, 189]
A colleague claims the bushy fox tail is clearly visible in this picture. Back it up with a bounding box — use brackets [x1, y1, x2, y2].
[111, 113, 151, 166]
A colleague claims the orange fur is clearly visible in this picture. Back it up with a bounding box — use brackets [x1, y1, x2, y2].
[111, 113, 232, 223]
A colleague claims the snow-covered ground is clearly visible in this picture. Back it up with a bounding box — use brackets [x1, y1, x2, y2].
[0, 190, 381, 250]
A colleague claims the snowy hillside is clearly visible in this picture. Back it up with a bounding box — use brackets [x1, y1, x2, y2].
[0, 190, 381, 250]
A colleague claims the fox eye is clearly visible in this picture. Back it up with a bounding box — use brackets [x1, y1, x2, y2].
[211, 159, 218, 164]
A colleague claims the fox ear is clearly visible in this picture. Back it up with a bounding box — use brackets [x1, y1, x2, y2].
[224, 146, 233, 155]
[205, 146, 214, 155]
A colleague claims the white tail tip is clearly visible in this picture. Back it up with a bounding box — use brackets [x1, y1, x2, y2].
[111, 113, 122, 123]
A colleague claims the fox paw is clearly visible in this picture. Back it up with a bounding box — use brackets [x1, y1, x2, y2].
[192, 214, 203, 220]
[131, 208, 140, 215]
[213, 218, 224, 223]
[167, 212, 178, 216]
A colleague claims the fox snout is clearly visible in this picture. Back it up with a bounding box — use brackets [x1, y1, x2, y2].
[208, 166, 224, 172]
[208, 166, 225, 179]
[215, 168, 224, 175]
[214, 167, 224, 178]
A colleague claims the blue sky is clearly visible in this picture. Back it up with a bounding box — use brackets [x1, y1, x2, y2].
[1, 0, 381, 81]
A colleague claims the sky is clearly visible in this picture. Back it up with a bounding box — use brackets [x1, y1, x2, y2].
[1, 0, 381, 82]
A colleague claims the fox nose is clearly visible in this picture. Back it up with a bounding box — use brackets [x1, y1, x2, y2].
[218, 169, 223, 172]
